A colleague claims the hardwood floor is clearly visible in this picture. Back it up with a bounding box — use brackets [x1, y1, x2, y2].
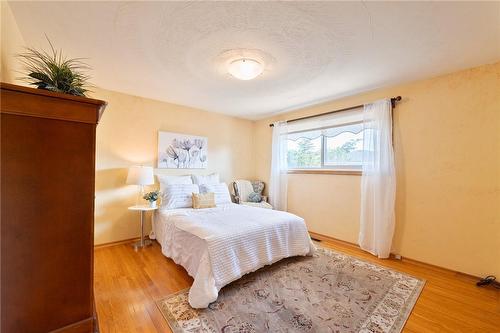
[94, 239, 500, 333]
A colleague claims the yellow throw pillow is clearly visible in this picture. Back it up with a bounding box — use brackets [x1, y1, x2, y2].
[192, 192, 216, 209]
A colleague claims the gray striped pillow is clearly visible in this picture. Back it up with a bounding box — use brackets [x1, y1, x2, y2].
[199, 183, 232, 205]
[162, 184, 199, 209]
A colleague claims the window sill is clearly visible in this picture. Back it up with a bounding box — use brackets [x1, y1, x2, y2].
[287, 169, 362, 176]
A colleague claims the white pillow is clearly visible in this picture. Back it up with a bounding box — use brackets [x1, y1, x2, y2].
[157, 175, 193, 192]
[162, 184, 199, 209]
[199, 182, 232, 205]
[191, 173, 220, 185]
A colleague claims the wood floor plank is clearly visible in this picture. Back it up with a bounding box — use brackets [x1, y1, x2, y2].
[94, 240, 500, 332]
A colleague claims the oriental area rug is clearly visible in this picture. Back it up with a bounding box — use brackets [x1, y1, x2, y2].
[157, 246, 424, 333]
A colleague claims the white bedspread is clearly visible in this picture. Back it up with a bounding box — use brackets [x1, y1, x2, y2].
[152, 204, 315, 308]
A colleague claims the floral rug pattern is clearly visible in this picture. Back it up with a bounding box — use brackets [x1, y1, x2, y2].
[157, 246, 424, 333]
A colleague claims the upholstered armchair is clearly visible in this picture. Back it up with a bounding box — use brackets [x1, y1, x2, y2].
[232, 179, 273, 209]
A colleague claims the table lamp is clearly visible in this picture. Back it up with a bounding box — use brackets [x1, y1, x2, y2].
[126, 165, 154, 204]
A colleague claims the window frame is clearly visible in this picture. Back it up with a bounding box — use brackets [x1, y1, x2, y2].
[285, 120, 364, 175]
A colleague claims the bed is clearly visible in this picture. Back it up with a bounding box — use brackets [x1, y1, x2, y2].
[151, 203, 315, 308]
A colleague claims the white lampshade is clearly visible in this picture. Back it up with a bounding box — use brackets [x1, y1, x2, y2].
[126, 166, 154, 186]
[228, 58, 263, 80]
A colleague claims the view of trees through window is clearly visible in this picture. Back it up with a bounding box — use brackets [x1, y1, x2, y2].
[287, 130, 364, 169]
[287, 137, 321, 168]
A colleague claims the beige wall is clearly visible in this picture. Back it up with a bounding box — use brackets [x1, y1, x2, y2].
[0, 1, 25, 83]
[91, 88, 255, 245]
[255, 62, 500, 277]
[288, 174, 361, 244]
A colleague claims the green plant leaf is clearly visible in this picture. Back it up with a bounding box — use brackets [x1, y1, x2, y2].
[28, 72, 53, 84]
[16, 37, 92, 97]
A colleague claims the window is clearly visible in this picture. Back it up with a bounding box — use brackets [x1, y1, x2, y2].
[285, 108, 365, 171]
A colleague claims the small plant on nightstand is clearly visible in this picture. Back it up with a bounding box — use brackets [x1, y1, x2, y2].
[143, 190, 161, 208]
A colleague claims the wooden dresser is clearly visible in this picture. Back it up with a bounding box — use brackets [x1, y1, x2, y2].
[1, 83, 107, 333]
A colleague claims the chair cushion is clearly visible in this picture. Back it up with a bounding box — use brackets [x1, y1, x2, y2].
[234, 179, 254, 202]
[241, 201, 273, 209]
[235, 179, 267, 203]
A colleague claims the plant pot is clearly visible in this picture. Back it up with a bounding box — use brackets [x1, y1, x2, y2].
[149, 201, 157, 208]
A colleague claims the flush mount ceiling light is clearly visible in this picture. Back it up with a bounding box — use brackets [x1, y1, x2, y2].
[227, 58, 264, 80]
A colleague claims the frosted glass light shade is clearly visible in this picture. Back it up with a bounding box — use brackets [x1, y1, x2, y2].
[126, 166, 154, 185]
[228, 58, 263, 80]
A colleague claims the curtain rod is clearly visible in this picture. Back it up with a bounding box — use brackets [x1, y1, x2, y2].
[269, 96, 402, 127]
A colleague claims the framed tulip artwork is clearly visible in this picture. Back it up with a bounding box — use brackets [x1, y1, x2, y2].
[157, 131, 208, 169]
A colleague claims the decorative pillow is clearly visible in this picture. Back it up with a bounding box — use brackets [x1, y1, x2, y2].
[248, 192, 262, 203]
[192, 192, 216, 209]
[162, 184, 199, 209]
[191, 173, 220, 185]
[247, 181, 265, 202]
[157, 175, 193, 192]
[199, 183, 232, 205]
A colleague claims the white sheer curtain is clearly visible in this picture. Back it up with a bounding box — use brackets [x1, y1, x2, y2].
[269, 121, 288, 211]
[358, 99, 396, 258]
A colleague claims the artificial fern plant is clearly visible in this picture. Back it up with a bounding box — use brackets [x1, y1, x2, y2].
[17, 38, 91, 97]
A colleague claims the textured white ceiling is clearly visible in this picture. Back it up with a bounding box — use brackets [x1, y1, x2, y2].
[8, 1, 500, 119]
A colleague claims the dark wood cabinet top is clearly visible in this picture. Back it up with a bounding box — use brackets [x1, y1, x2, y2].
[1, 82, 107, 124]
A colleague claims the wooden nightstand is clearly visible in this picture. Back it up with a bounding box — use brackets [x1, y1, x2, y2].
[128, 205, 157, 250]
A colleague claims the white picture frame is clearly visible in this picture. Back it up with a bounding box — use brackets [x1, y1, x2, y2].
[157, 131, 208, 169]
